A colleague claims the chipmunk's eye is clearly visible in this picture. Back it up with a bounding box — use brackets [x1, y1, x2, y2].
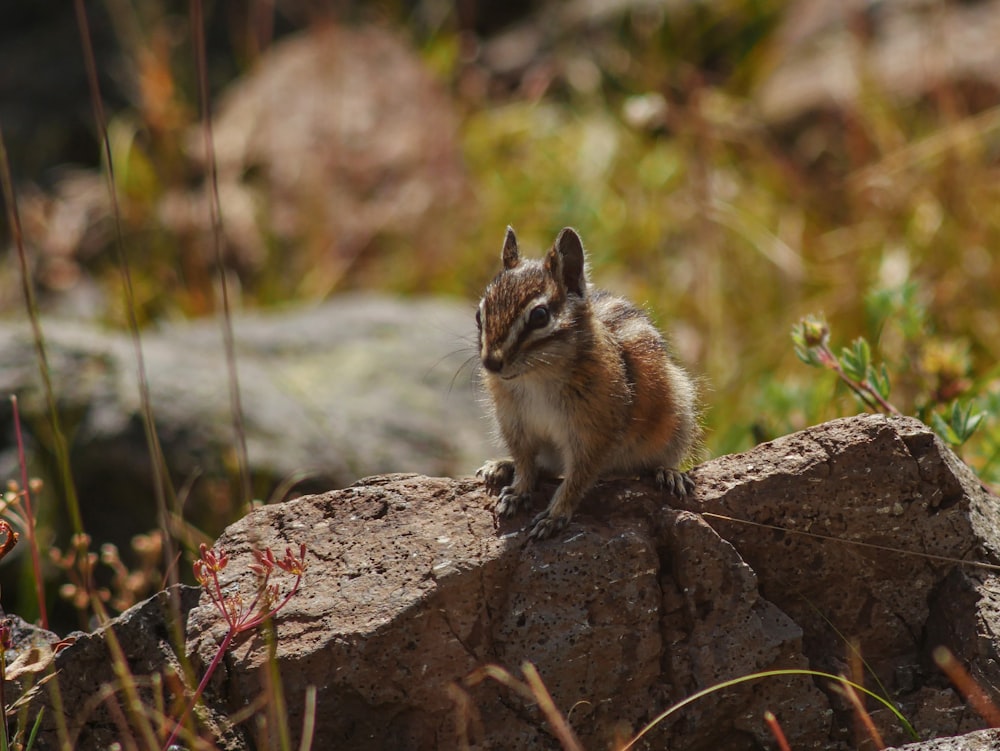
[527, 305, 550, 329]
[475, 309, 482, 329]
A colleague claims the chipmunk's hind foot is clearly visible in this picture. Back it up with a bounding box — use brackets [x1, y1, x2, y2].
[527, 509, 569, 540]
[477, 459, 516, 495]
[654, 467, 694, 497]
[495, 486, 531, 517]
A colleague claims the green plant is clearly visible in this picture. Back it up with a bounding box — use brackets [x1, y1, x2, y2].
[931, 401, 987, 450]
[792, 316, 898, 416]
[792, 313, 993, 478]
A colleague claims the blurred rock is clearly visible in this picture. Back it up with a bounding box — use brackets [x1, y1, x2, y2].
[756, 0, 1000, 123]
[168, 23, 466, 284]
[0, 295, 487, 542]
[5, 22, 467, 316]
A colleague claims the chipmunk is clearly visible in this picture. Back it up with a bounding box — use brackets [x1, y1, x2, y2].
[475, 226, 701, 540]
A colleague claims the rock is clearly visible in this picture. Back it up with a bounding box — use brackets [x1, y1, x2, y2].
[20, 414, 1000, 749]
[0, 295, 487, 546]
[884, 727, 1000, 750]
[756, 0, 1000, 124]
[673, 414, 1000, 747]
[180, 414, 1000, 749]
[165, 23, 466, 286]
[0, 612, 61, 700]
[21, 585, 203, 751]
[185, 474, 825, 750]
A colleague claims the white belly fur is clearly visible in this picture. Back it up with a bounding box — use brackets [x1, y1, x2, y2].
[512, 377, 567, 475]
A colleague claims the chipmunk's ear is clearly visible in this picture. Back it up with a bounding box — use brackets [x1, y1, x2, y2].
[548, 227, 587, 296]
[501, 226, 520, 269]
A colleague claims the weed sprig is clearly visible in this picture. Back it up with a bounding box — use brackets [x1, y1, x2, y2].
[793, 315, 987, 452]
[162, 542, 307, 749]
[7, 397, 48, 629]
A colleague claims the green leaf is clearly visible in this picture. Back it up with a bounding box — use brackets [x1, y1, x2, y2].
[948, 400, 987, 446]
[791, 324, 819, 367]
[24, 709, 43, 751]
[867, 362, 891, 400]
[840, 338, 871, 383]
[864, 281, 927, 340]
[791, 316, 831, 369]
[930, 412, 960, 446]
[929, 401, 986, 447]
[794, 344, 819, 367]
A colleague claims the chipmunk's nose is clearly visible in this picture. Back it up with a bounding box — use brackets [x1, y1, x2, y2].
[482, 353, 503, 373]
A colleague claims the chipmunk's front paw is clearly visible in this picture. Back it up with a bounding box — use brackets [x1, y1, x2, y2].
[477, 459, 516, 495]
[495, 485, 530, 517]
[527, 509, 570, 540]
[654, 467, 694, 497]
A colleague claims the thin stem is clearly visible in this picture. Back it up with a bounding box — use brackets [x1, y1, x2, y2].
[162, 628, 235, 749]
[620, 668, 917, 750]
[203, 565, 235, 628]
[239, 569, 274, 625]
[0, 119, 84, 543]
[298, 685, 317, 751]
[763, 711, 791, 751]
[0, 646, 9, 751]
[90, 597, 160, 750]
[10, 396, 48, 628]
[819, 344, 901, 415]
[190, 0, 253, 510]
[521, 662, 584, 751]
[839, 676, 886, 749]
[241, 573, 302, 632]
[72, 0, 180, 595]
[933, 646, 1000, 727]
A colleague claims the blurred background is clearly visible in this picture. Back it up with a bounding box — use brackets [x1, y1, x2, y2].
[1, 0, 999, 629]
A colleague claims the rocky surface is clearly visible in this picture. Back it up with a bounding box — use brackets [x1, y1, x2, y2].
[184, 475, 825, 750]
[11, 413, 1000, 750]
[885, 728, 1000, 751]
[0, 295, 488, 541]
[675, 414, 1000, 748]
[13, 585, 203, 751]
